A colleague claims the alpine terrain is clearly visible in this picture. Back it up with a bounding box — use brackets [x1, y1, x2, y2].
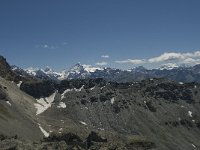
[0, 55, 200, 150]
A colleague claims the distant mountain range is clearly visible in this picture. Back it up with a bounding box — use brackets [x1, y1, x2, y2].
[11, 62, 200, 83]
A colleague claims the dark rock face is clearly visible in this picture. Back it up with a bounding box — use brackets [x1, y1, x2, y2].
[58, 78, 106, 92]
[20, 80, 57, 98]
[0, 56, 37, 84]
[0, 90, 6, 101]
[144, 82, 194, 103]
[20, 78, 106, 98]
[0, 56, 21, 82]
[44, 132, 85, 148]
[42, 131, 107, 149]
[86, 131, 107, 148]
[125, 137, 156, 150]
[0, 56, 11, 70]
[145, 101, 157, 112]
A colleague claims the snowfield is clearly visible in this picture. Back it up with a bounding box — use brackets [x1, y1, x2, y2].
[34, 92, 57, 115]
[57, 102, 66, 108]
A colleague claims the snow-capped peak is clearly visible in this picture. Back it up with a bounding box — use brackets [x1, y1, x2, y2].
[82, 64, 103, 73]
[58, 63, 103, 80]
[25, 67, 40, 76]
[68, 63, 102, 73]
[43, 66, 61, 76]
[70, 63, 84, 74]
[24, 66, 62, 81]
[159, 63, 179, 70]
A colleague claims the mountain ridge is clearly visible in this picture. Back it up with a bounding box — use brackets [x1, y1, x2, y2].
[11, 62, 200, 83]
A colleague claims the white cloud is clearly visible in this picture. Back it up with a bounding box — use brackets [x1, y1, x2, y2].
[148, 52, 184, 63]
[183, 58, 200, 64]
[42, 44, 49, 48]
[115, 59, 145, 65]
[95, 61, 108, 66]
[182, 58, 196, 64]
[148, 51, 200, 64]
[62, 42, 68, 45]
[101, 55, 109, 58]
[36, 44, 58, 49]
[114, 51, 200, 67]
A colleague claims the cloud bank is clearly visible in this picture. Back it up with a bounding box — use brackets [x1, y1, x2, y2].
[36, 44, 58, 49]
[115, 59, 145, 64]
[115, 51, 200, 66]
[101, 55, 109, 58]
[95, 61, 108, 66]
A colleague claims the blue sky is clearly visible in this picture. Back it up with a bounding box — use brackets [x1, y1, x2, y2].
[0, 0, 200, 70]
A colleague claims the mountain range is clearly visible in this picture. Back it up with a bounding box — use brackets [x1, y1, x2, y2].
[12, 62, 200, 83]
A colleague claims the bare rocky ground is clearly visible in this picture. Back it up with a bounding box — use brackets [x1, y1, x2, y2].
[0, 75, 200, 150]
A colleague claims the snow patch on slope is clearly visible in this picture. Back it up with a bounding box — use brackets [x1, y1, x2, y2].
[6, 101, 11, 106]
[17, 81, 22, 88]
[191, 143, 196, 148]
[75, 85, 84, 92]
[38, 124, 49, 137]
[188, 111, 193, 117]
[57, 102, 66, 108]
[111, 97, 115, 104]
[80, 121, 87, 126]
[34, 92, 57, 115]
[90, 86, 95, 90]
[61, 85, 84, 100]
[61, 89, 72, 99]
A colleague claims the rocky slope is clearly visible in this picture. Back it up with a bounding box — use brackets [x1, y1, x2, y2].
[15, 78, 200, 150]
[0, 77, 43, 141]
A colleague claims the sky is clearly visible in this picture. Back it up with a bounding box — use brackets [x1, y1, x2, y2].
[0, 0, 200, 71]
